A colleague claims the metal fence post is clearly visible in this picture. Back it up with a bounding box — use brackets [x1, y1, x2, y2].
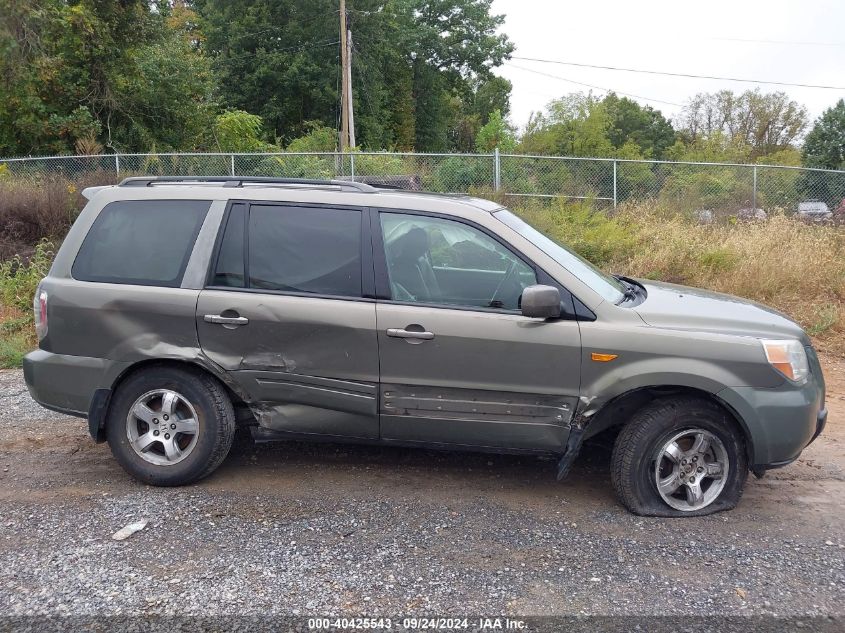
[613, 160, 618, 208]
[114, 154, 120, 176]
[494, 148, 501, 192]
[230, 154, 236, 177]
[752, 165, 758, 211]
[350, 152, 356, 181]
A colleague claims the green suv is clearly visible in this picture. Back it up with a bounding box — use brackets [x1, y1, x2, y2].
[23, 177, 827, 516]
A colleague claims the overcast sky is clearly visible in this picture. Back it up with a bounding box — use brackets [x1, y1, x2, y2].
[491, 0, 845, 131]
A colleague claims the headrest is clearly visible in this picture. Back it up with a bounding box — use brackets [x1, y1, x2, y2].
[391, 227, 430, 261]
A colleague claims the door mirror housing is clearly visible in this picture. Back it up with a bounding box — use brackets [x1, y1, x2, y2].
[521, 284, 562, 319]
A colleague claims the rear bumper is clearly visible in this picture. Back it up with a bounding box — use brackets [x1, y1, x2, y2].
[23, 350, 129, 438]
[717, 375, 826, 469]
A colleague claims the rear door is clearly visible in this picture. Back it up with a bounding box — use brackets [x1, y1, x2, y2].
[373, 210, 582, 452]
[196, 202, 379, 439]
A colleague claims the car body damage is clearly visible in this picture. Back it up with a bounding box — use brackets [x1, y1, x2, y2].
[381, 383, 575, 451]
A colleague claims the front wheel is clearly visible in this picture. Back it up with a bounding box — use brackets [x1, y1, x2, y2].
[611, 397, 748, 517]
[106, 366, 236, 486]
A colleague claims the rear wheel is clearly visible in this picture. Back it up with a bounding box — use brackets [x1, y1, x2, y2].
[106, 366, 235, 486]
[611, 397, 748, 516]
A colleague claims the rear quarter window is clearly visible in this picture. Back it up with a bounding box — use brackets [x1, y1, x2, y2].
[72, 200, 210, 287]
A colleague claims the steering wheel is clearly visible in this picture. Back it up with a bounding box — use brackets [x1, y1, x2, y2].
[490, 259, 519, 308]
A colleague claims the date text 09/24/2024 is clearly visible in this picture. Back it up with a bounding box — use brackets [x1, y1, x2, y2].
[307, 617, 528, 630]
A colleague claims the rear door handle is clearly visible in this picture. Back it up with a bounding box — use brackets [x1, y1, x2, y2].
[386, 328, 434, 340]
[204, 314, 249, 326]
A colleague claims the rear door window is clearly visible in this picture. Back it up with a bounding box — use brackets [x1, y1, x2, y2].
[211, 203, 247, 287]
[72, 199, 210, 287]
[209, 204, 363, 298]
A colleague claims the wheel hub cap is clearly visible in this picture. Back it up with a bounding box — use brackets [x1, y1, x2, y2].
[654, 429, 729, 512]
[126, 389, 199, 466]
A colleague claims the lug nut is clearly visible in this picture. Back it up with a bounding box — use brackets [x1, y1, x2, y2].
[163, 414, 169, 421]
[164, 433, 170, 440]
[153, 418, 159, 424]
[689, 477, 696, 484]
[153, 430, 159, 436]
[171, 423, 176, 430]
[692, 455, 698, 462]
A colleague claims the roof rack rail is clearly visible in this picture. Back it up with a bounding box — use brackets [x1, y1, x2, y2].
[118, 176, 379, 193]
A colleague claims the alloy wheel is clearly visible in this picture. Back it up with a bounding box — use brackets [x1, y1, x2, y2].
[125, 389, 200, 466]
[653, 428, 729, 512]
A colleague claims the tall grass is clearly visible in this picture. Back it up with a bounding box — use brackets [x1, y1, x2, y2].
[0, 171, 116, 261]
[0, 240, 53, 367]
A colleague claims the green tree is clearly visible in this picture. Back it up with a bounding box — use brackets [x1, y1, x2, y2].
[0, 0, 216, 156]
[113, 27, 217, 151]
[602, 93, 676, 159]
[448, 76, 512, 152]
[680, 89, 807, 160]
[473, 76, 512, 125]
[286, 124, 338, 152]
[475, 109, 515, 152]
[802, 99, 845, 170]
[519, 93, 614, 157]
[799, 99, 845, 206]
[214, 110, 275, 152]
[193, 0, 513, 151]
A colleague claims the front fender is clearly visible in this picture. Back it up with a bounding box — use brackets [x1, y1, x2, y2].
[579, 322, 783, 397]
[576, 323, 787, 460]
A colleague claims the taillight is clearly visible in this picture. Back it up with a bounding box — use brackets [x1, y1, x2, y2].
[33, 283, 48, 341]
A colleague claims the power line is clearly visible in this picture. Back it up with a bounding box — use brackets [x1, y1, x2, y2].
[511, 56, 845, 90]
[505, 63, 685, 108]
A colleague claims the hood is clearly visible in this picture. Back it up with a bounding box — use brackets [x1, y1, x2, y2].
[633, 280, 808, 342]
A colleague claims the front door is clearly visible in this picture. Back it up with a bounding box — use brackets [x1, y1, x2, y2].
[373, 210, 582, 452]
[196, 202, 379, 439]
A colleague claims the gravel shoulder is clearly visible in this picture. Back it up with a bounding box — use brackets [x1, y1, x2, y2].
[0, 357, 843, 617]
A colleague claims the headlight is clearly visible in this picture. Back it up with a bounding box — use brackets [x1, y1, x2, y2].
[761, 339, 809, 383]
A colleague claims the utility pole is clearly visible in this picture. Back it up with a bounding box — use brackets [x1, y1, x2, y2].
[346, 28, 356, 148]
[339, 0, 353, 151]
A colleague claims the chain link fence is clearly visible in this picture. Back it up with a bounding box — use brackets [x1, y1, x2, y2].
[2, 151, 844, 219]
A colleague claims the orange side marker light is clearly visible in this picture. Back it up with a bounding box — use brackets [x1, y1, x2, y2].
[591, 352, 618, 362]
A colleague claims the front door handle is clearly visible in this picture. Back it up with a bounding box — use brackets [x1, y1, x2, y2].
[386, 328, 434, 340]
[204, 314, 249, 326]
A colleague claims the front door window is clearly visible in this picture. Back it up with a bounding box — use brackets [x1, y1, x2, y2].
[380, 213, 536, 310]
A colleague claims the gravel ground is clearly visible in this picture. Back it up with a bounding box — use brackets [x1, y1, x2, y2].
[0, 359, 843, 621]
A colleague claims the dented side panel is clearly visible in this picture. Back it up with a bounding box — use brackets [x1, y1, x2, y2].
[376, 303, 581, 451]
[196, 290, 379, 438]
[42, 279, 202, 361]
[381, 383, 575, 450]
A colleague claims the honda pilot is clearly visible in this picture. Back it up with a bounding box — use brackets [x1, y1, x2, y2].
[23, 177, 827, 516]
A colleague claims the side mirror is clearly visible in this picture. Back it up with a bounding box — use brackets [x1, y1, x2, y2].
[521, 284, 561, 319]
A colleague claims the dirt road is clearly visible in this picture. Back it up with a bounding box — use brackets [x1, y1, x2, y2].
[0, 356, 843, 619]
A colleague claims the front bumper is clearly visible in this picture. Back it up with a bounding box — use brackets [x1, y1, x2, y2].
[717, 373, 826, 469]
[811, 407, 828, 443]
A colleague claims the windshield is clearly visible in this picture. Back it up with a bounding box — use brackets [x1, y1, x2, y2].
[494, 209, 626, 304]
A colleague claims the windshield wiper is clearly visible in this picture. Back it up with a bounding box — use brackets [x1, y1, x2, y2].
[613, 274, 638, 304]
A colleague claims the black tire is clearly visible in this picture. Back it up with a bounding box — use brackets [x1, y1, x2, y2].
[106, 366, 235, 486]
[610, 396, 748, 517]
